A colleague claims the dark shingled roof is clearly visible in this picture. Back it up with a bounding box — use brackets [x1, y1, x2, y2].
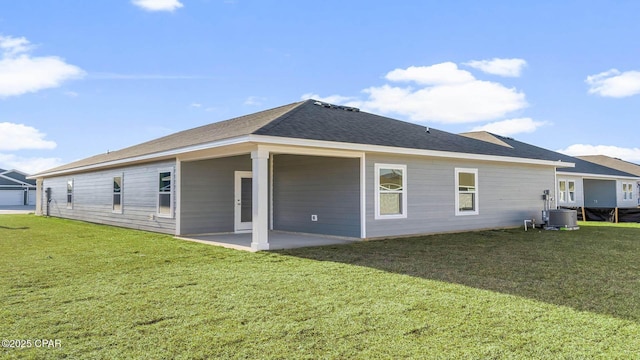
[35, 101, 305, 175]
[36, 100, 588, 176]
[461, 132, 638, 178]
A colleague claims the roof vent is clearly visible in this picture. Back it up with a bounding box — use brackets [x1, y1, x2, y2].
[313, 100, 359, 112]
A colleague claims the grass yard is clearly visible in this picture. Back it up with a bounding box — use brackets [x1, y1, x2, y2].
[1, 215, 640, 359]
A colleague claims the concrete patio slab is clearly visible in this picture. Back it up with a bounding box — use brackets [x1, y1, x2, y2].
[0, 205, 36, 215]
[177, 231, 358, 252]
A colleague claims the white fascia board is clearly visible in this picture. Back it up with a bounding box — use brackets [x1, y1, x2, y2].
[261, 144, 363, 158]
[250, 135, 572, 168]
[0, 184, 34, 188]
[29, 135, 252, 178]
[1, 169, 28, 176]
[33, 132, 572, 179]
[557, 171, 640, 181]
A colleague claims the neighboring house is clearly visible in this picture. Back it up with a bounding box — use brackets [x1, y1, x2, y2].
[0, 169, 36, 206]
[31, 100, 572, 250]
[577, 155, 640, 207]
[461, 132, 640, 210]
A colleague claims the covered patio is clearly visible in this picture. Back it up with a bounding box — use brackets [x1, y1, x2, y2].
[176, 231, 358, 252]
[177, 143, 364, 252]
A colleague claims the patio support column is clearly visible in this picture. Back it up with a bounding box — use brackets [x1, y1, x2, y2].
[251, 148, 270, 251]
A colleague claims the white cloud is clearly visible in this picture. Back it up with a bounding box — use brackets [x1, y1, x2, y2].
[189, 103, 202, 108]
[361, 79, 526, 123]
[244, 96, 266, 106]
[0, 122, 57, 151]
[0, 36, 32, 56]
[557, 144, 640, 163]
[304, 62, 527, 124]
[132, 0, 184, 12]
[586, 69, 640, 97]
[0, 35, 85, 98]
[385, 62, 475, 85]
[0, 153, 63, 175]
[465, 58, 527, 77]
[471, 118, 548, 137]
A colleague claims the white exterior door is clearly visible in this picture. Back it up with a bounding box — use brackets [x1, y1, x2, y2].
[0, 190, 23, 206]
[234, 171, 253, 232]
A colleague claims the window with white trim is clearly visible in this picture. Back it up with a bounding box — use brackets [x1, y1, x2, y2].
[375, 164, 407, 219]
[558, 179, 576, 204]
[158, 170, 173, 217]
[66, 179, 73, 209]
[113, 175, 123, 213]
[455, 168, 478, 215]
[622, 182, 634, 201]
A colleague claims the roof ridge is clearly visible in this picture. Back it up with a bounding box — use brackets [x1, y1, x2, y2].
[115, 100, 307, 154]
[579, 154, 640, 167]
[252, 99, 312, 134]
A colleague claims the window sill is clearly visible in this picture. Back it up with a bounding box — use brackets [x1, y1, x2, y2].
[455, 211, 479, 216]
[375, 214, 407, 220]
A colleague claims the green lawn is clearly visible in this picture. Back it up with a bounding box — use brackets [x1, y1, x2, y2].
[1, 215, 640, 359]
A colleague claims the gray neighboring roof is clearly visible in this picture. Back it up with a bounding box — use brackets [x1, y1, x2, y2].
[577, 155, 640, 177]
[0, 177, 17, 186]
[0, 169, 36, 187]
[35, 100, 576, 177]
[461, 132, 638, 178]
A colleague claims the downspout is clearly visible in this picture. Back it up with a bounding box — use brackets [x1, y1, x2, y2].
[45, 187, 52, 216]
[553, 167, 558, 209]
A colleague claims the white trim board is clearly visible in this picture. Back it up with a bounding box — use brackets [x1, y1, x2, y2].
[32, 134, 573, 179]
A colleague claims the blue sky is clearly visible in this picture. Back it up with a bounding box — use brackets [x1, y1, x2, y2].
[2, 0, 640, 174]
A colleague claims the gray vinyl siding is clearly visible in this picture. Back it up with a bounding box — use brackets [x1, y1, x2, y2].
[41, 160, 176, 234]
[179, 155, 251, 234]
[556, 175, 584, 208]
[365, 154, 556, 238]
[617, 179, 639, 208]
[273, 154, 360, 238]
[583, 179, 617, 208]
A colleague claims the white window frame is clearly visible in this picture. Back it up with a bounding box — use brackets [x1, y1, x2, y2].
[66, 179, 74, 209]
[455, 168, 479, 216]
[374, 163, 407, 220]
[157, 169, 174, 218]
[622, 182, 634, 201]
[112, 174, 123, 214]
[558, 179, 576, 204]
